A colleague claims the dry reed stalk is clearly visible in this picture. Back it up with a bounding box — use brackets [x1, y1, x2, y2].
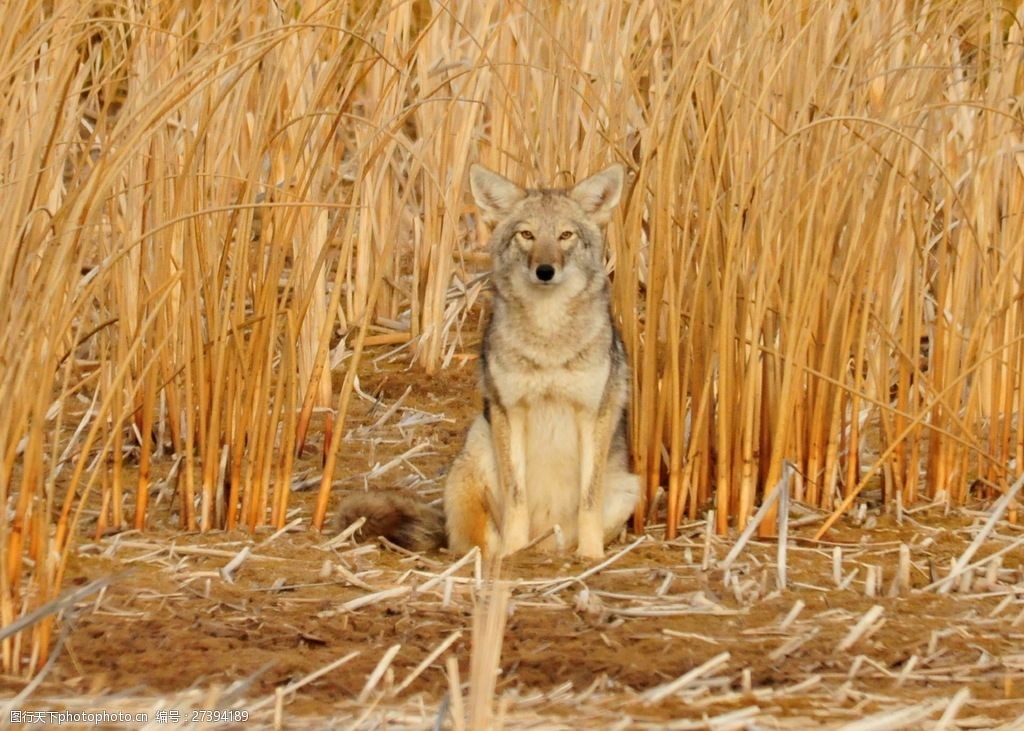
[467, 579, 511, 730]
[445, 655, 465, 731]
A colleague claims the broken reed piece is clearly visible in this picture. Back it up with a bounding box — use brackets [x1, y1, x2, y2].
[719, 463, 794, 574]
[927, 471, 1024, 594]
[218, 545, 251, 583]
[445, 656, 465, 731]
[847, 654, 865, 680]
[318, 586, 412, 617]
[323, 516, 367, 549]
[934, 687, 972, 731]
[923, 533, 1024, 594]
[896, 543, 911, 595]
[540, 536, 647, 596]
[513, 525, 558, 555]
[442, 577, 454, 608]
[417, 547, 479, 594]
[778, 599, 805, 631]
[983, 555, 1001, 589]
[257, 517, 304, 547]
[357, 644, 402, 702]
[702, 510, 715, 571]
[250, 651, 361, 712]
[841, 699, 945, 730]
[643, 651, 732, 704]
[776, 462, 793, 590]
[895, 654, 919, 687]
[836, 604, 885, 652]
[393, 631, 462, 696]
[864, 565, 877, 597]
[768, 629, 819, 662]
[957, 567, 973, 593]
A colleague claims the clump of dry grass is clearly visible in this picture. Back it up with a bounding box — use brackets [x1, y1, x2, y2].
[1, 0, 1022, 677]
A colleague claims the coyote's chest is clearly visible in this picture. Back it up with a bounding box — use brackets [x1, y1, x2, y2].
[487, 305, 612, 414]
[491, 355, 610, 414]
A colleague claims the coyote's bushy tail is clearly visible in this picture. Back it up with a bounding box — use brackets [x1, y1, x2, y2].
[333, 492, 446, 552]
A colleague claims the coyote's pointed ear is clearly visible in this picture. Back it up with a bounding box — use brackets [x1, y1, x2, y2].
[469, 164, 527, 224]
[570, 164, 624, 225]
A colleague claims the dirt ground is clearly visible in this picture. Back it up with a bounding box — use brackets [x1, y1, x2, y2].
[3, 354, 1024, 730]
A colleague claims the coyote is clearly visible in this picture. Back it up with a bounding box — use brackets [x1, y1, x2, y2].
[335, 164, 640, 559]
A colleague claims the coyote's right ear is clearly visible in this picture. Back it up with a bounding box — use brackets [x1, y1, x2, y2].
[470, 164, 527, 224]
[570, 164, 624, 225]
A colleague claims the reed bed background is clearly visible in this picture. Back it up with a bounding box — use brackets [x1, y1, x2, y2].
[1, 0, 1022, 676]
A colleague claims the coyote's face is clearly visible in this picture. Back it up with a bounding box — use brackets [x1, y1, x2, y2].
[469, 164, 624, 296]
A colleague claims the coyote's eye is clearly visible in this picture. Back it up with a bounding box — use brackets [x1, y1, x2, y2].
[559, 231, 573, 240]
[518, 230, 534, 240]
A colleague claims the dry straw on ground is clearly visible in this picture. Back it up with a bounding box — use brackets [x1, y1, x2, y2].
[1, 0, 1022, 683]
[8, 484, 1024, 728]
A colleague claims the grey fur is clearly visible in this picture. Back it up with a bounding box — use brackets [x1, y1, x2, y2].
[446, 163, 640, 559]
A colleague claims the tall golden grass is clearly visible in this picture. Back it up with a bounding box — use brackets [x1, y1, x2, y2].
[1, 0, 1022, 675]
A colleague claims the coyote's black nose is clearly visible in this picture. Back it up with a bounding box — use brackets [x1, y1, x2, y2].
[535, 264, 555, 282]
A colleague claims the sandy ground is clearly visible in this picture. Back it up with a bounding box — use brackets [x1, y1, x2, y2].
[3, 355, 1024, 730]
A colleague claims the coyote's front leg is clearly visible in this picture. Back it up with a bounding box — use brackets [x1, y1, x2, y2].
[576, 401, 616, 560]
[491, 404, 529, 555]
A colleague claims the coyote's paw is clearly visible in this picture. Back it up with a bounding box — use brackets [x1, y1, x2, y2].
[576, 514, 604, 560]
[576, 538, 604, 561]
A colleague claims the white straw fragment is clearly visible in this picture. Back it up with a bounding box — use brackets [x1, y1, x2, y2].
[418, 547, 479, 593]
[779, 599, 805, 630]
[323, 516, 367, 549]
[837, 604, 884, 652]
[258, 517, 303, 547]
[393, 631, 463, 696]
[251, 651, 360, 711]
[219, 546, 251, 583]
[720, 466, 791, 572]
[776, 462, 793, 589]
[643, 651, 731, 703]
[929, 472, 1024, 594]
[541, 536, 648, 595]
[837, 700, 941, 731]
[319, 586, 412, 617]
[923, 533, 1024, 594]
[357, 644, 402, 702]
[702, 511, 715, 570]
[933, 687, 971, 731]
[446, 656, 465, 731]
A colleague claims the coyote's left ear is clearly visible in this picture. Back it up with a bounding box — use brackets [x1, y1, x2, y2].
[470, 164, 527, 225]
[570, 164, 624, 225]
